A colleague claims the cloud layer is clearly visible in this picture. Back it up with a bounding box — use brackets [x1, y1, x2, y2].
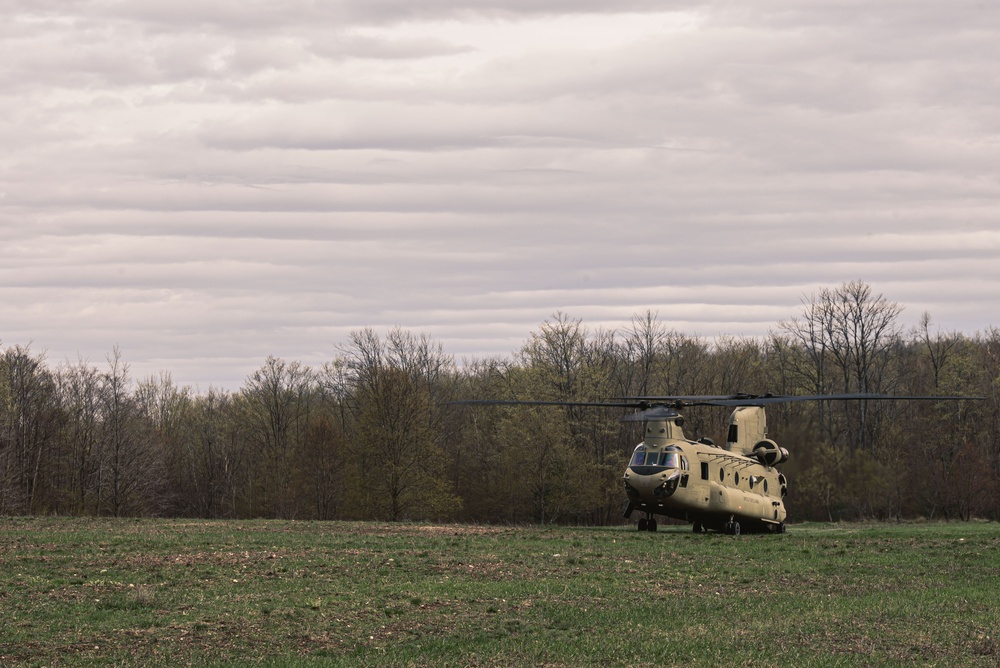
[2, 1, 999, 389]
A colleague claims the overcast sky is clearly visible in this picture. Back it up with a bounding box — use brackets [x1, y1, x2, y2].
[2, 0, 999, 390]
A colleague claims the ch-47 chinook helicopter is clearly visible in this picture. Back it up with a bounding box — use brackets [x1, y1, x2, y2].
[456, 393, 977, 535]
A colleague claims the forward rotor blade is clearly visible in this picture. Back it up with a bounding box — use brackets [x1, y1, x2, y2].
[450, 399, 643, 409]
[450, 399, 681, 422]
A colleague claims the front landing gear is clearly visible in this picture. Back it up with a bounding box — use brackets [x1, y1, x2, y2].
[637, 514, 657, 532]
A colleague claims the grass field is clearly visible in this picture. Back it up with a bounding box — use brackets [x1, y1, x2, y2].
[1, 517, 997, 667]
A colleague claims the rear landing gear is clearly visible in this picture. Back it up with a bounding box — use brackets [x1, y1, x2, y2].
[724, 520, 741, 535]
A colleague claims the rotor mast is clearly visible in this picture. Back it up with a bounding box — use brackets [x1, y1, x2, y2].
[627, 406, 687, 445]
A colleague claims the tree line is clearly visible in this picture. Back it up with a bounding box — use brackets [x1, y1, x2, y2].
[2, 281, 998, 523]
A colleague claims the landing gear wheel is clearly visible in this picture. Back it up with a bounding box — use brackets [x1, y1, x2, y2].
[692, 522, 703, 534]
[779, 522, 787, 534]
[637, 518, 648, 531]
[647, 519, 658, 532]
[725, 521, 741, 535]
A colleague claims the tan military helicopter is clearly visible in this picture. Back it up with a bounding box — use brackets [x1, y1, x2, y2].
[458, 393, 975, 535]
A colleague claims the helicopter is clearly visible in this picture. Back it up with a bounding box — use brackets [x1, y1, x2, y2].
[456, 393, 978, 535]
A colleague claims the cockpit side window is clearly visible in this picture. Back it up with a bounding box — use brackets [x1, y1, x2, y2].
[629, 445, 647, 467]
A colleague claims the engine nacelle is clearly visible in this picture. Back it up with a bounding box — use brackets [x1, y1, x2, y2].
[752, 439, 788, 467]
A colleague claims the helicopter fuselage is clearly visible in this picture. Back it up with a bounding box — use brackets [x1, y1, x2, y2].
[622, 411, 788, 534]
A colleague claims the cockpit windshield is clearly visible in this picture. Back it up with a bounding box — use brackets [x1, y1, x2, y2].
[629, 446, 680, 469]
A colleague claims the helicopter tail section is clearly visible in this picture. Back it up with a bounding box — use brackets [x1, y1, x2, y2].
[725, 406, 767, 456]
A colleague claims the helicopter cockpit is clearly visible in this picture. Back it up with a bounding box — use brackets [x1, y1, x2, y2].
[628, 445, 687, 475]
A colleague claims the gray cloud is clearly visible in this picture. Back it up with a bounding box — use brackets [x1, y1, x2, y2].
[2, 1, 999, 388]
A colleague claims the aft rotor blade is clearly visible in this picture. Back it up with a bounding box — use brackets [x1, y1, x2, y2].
[662, 393, 979, 407]
[451, 394, 983, 412]
[623, 393, 983, 407]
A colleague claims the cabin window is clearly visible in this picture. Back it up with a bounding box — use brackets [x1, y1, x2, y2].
[701, 462, 709, 480]
[719, 467, 725, 482]
[763, 479, 769, 494]
[734, 472, 740, 486]
[728, 424, 738, 443]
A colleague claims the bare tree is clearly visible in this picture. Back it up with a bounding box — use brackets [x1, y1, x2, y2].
[240, 356, 314, 517]
[618, 310, 667, 397]
[916, 312, 961, 391]
[99, 347, 163, 516]
[57, 358, 103, 513]
[518, 312, 589, 401]
[175, 388, 240, 518]
[337, 328, 459, 521]
[779, 281, 903, 450]
[0, 345, 61, 514]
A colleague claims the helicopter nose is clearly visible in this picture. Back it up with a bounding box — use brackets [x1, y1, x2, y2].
[623, 471, 680, 500]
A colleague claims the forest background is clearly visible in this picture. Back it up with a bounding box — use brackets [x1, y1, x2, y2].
[2, 281, 997, 524]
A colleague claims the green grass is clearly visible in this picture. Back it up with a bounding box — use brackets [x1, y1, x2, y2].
[1, 518, 997, 666]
